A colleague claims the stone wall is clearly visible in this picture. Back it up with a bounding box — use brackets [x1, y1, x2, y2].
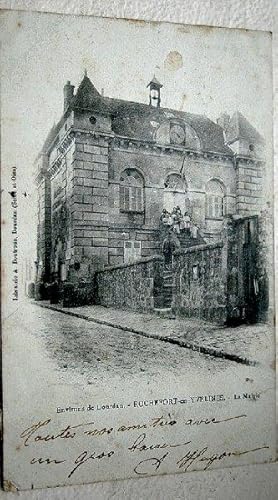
[235, 157, 263, 215]
[50, 140, 75, 280]
[96, 255, 164, 312]
[71, 131, 110, 274]
[257, 209, 273, 322]
[172, 242, 227, 323]
[37, 173, 51, 281]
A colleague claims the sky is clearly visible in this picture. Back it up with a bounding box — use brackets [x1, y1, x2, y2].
[1, 10, 273, 174]
[0, 10, 273, 301]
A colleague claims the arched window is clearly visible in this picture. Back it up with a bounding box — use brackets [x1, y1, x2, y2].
[164, 173, 186, 191]
[206, 179, 225, 219]
[119, 169, 144, 212]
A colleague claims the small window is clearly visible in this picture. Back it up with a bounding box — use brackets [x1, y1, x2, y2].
[120, 169, 144, 213]
[124, 240, 141, 263]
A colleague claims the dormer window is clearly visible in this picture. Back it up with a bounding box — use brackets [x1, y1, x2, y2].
[89, 116, 97, 125]
[156, 120, 201, 150]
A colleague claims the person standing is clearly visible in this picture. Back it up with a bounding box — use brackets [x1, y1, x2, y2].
[162, 232, 175, 266]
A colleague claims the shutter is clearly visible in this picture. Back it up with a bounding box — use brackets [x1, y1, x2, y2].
[119, 186, 125, 210]
[136, 187, 142, 211]
[131, 187, 136, 211]
[207, 195, 212, 217]
[124, 186, 130, 211]
[214, 196, 219, 218]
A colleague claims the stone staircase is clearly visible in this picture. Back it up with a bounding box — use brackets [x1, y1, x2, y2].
[154, 266, 174, 315]
[177, 229, 205, 248]
[162, 267, 173, 308]
[154, 227, 205, 315]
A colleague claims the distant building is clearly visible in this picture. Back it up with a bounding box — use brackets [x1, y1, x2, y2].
[35, 73, 265, 284]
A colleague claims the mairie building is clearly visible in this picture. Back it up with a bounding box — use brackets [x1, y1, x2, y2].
[35, 72, 265, 287]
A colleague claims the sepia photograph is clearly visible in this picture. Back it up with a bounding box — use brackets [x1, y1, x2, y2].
[1, 9, 276, 491]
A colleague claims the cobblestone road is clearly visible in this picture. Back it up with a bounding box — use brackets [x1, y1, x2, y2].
[36, 301, 274, 366]
[27, 304, 227, 381]
[16, 302, 269, 390]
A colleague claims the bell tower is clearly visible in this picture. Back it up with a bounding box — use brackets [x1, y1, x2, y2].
[147, 75, 163, 107]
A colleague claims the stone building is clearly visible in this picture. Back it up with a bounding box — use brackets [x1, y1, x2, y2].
[35, 72, 265, 286]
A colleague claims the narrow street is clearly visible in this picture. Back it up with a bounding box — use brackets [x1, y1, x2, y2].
[4, 302, 273, 390]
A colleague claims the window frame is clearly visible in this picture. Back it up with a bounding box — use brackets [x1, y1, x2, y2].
[205, 180, 225, 220]
[119, 169, 144, 214]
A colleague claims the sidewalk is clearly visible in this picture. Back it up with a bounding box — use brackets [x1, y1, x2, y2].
[33, 301, 274, 366]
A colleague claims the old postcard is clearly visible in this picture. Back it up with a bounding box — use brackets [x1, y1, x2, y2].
[0, 9, 276, 491]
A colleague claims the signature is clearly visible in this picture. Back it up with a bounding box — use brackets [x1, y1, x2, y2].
[177, 445, 270, 472]
[133, 443, 269, 476]
[127, 431, 269, 475]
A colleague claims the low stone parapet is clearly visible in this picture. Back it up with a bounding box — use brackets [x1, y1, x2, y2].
[96, 255, 164, 313]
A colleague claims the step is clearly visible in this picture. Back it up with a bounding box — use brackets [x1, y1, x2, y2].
[164, 298, 172, 305]
[153, 307, 173, 317]
[163, 283, 173, 288]
[163, 284, 173, 291]
[163, 296, 172, 303]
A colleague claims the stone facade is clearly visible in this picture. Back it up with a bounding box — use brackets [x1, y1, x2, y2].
[35, 74, 266, 288]
[96, 256, 163, 313]
[235, 158, 264, 215]
[36, 155, 51, 281]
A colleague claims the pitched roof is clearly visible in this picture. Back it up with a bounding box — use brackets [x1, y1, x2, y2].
[147, 75, 163, 88]
[71, 76, 232, 155]
[41, 123, 58, 153]
[225, 111, 264, 145]
[73, 75, 101, 109]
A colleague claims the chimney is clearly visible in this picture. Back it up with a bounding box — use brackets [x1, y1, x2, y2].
[63, 80, 75, 112]
[217, 112, 230, 132]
